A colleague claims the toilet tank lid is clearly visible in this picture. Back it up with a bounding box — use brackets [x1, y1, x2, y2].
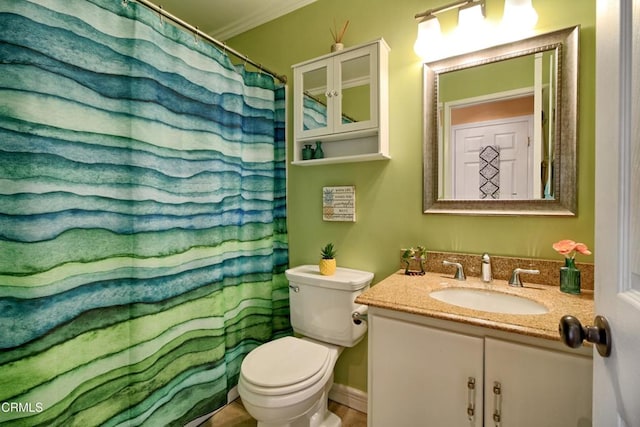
[285, 265, 374, 290]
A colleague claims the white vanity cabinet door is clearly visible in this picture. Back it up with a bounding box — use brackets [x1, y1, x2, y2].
[369, 314, 484, 427]
[368, 309, 593, 427]
[484, 338, 593, 427]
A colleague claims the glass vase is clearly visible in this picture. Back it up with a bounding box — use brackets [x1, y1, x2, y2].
[302, 144, 313, 160]
[312, 141, 324, 159]
[560, 257, 581, 294]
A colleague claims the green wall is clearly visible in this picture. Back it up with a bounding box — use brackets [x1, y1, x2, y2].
[439, 50, 554, 102]
[230, 0, 595, 393]
[439, 54, 534, 102]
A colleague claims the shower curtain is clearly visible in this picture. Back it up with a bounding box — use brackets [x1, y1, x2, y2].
[0, 0, 289, 425]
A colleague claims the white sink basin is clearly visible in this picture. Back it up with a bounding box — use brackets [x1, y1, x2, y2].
[429, 287, 548, 315]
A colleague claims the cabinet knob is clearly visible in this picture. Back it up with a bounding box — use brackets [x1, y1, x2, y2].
[558, 314, 612, 357]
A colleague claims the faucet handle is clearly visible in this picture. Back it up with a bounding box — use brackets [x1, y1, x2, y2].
[509, 268, 540, 287]
[443, 260, 466, 281]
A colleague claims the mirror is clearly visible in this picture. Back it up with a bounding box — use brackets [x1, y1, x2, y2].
[301, 54, 371, 132]
[423, 26, 579, 215]
[302, 66, 329, 132]
[340, 55, 371, 123]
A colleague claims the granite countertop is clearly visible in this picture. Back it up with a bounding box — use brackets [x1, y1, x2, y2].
[355, 270, 594, 342]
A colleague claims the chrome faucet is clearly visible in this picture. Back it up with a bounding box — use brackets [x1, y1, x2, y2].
[481, 253, 492, 283]
[443, 260, 466, 281]
[509, 268, 540, 287]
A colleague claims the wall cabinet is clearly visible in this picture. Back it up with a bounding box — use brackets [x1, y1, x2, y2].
[291, 39, 390, 165]
[368, 309, 593, 427]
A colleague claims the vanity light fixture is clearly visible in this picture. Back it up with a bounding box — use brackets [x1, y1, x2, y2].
[413, 0, 486, 58]
[413, 14, 442, 59]
[414, 0, 539, 60]
[457, 0, 486, 30]
[455, 0, 487, 45]
[502, 0, 538, 30]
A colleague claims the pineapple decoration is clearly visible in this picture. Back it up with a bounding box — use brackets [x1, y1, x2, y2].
[319, 243, 337, 276]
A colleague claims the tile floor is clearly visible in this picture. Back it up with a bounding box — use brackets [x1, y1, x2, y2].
[200, 399, 367, 427]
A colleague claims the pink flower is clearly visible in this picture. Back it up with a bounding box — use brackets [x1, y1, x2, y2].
[552, 239, 592, 259]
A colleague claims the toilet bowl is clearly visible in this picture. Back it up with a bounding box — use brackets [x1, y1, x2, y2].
[238, 336, 342, 427]
[237, 265, 374, 427]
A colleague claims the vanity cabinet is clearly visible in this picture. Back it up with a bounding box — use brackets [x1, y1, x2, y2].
[368, 309, 593, 427]
[291, 39, 389, 165]
[369, 313, 483, 426]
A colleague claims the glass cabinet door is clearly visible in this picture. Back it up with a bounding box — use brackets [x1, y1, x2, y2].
[294, 43, 378, 140]
[335, 46, 377, 133]
[297, 61, 331, 138]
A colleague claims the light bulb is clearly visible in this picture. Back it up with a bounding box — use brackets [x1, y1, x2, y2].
[414, 15, 442, 60]
[502, 0, 538, 30]
[458, 1, 486, 32]
[455, 1, 488, 53]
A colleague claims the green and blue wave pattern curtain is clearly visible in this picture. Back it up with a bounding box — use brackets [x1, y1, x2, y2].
[0, 0, 290, 425]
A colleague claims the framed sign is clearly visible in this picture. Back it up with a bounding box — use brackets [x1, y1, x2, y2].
[322, 186, 356, 222]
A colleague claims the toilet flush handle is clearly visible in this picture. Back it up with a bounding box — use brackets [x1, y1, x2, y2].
[352, 305, 369, 325]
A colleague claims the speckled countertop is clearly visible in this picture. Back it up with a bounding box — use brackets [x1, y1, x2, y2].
[355, 270, 594, 342]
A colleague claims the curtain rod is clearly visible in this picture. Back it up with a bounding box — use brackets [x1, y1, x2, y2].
[131, 0, 287, 84]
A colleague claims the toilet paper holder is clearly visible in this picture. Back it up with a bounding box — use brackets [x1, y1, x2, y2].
[352, 305, 368, 325]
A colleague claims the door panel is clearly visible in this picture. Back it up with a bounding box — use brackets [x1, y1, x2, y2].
[594, 0, 640, 425]
[484, 338, 592, 427]
[297, 61, 331, 138]
[335, 45, 377, 133]
[451, 116, 533, 199]
[369, 315, 484, 427]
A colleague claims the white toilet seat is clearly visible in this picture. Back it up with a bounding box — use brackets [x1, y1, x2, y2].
[240, 337, 332, 396]
[238, 336, 342, 425]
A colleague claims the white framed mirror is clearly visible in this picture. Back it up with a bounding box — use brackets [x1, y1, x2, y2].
[423, 26, 579, 215]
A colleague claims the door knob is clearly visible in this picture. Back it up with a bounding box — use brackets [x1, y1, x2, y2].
[559, 315, 612, 357]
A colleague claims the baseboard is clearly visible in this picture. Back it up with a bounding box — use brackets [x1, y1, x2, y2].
[329, 383, 368, 414]
[187, 387, 240, 427]
[227, 385, 239, 403]
[188, 384, 366, 426]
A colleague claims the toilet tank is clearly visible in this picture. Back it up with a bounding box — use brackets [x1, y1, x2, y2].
[285, 265, 374, 347]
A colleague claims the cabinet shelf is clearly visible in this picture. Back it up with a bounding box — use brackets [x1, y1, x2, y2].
[292, 38, 389, 166]
[295, 127, 378, 143]
[291, 152, 390, 166]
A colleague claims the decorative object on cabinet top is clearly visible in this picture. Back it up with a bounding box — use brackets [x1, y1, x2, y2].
[401, 246, 427, 276]
[319, 242, 337, 276]
[329, 19, 350, 52]
[552, 239, 591, 295]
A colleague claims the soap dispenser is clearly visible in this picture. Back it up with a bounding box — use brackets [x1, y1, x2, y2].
[482, 253, 492, 283]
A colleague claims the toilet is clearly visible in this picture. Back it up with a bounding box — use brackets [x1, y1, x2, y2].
[237, 264, 374, 427]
